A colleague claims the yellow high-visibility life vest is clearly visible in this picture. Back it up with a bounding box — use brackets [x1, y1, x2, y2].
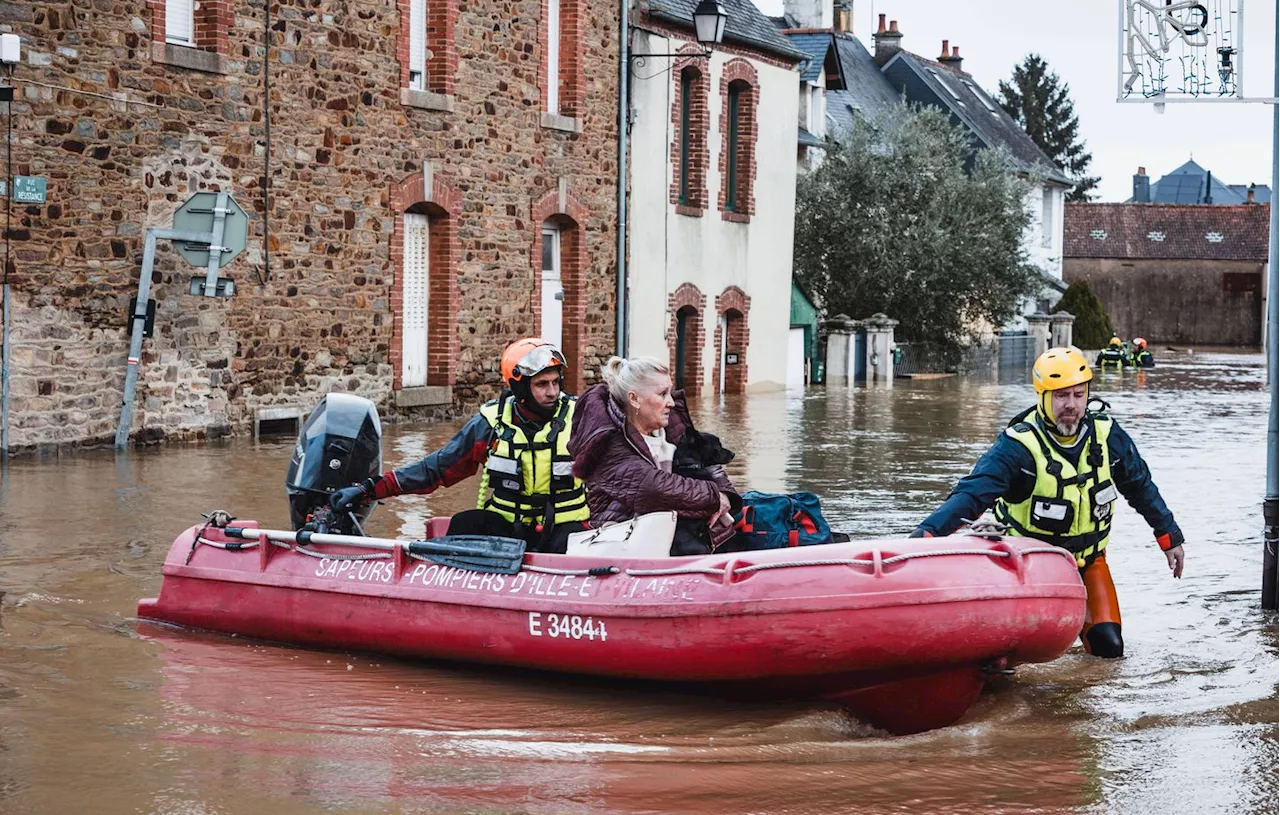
[994, 410, 1118, 567]
[476, 395, 589, 527]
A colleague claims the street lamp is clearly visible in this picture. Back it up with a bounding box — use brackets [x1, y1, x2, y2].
[630, 0, 729, 63]
[692, 0, 729, 52]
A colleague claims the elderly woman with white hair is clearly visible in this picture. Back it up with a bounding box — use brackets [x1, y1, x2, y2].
[567, 356, 741, 554]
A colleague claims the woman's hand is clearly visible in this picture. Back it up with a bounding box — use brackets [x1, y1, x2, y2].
[708, 492, 732, 528]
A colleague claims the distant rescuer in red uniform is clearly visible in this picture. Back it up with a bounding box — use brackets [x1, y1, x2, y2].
[910, 347, 1186, 658]
[329, 338, 591, 553]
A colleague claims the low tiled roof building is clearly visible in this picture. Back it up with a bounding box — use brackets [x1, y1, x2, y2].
[1064, 203, 1270, 346]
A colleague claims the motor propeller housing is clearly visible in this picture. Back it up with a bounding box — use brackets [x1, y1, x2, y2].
[285, 393, 383, 534]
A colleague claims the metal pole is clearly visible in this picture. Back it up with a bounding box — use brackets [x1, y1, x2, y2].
[116, 229, 158, 450]
[200, 190, 229, 296]
[615, 0, 629, 357]
[1263, 0, 1279, 610]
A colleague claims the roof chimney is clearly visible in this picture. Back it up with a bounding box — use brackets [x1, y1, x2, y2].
[1248, 183, 1257, 203]
[832, 0, 852, 34]
[939, 44, 963, 71]
[873, 16, 902, 66]
[1133, 166, 1150, 203]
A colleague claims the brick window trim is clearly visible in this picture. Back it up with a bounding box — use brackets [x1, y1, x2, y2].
[147, 0, 230, 75]
[396, 0, 459, 98]
[540, 0, 586, 119]
[718, 59, 760, 222]
[712, 286, 751, 394]
[531, 187, 589, 394]
[667, 282, 707, 397]
[669, 45, 711, 213]
[390, 171, 463, 391]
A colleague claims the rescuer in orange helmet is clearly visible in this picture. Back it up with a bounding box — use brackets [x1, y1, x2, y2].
[330, 338, 590, 552]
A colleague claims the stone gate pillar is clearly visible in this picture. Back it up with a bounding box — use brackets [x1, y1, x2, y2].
[1026, 312, 1052, 359]
[863, 313, 898, 382]
[822, 314, 857, 387]
[1050, 311, 1075, 349]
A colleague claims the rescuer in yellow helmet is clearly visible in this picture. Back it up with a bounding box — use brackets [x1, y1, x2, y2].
[1095, 335, 1129, 370]
[911, 347, 1185, 658]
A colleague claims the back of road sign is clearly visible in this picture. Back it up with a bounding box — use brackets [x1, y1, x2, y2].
[173, 192, 249, 267]
[1118, 0, 1245, 102]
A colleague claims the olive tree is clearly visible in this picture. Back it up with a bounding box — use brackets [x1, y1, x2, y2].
[794, 104, 1040, 348]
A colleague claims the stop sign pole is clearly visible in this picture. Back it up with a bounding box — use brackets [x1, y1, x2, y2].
[115, 191, 243, 451]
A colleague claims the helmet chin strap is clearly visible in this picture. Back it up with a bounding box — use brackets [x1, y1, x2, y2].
[1038, 385, 1088, 438]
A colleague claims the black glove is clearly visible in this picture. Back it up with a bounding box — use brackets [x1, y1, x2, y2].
[908, 527, 929, 539]
[330, 483, 371, 513]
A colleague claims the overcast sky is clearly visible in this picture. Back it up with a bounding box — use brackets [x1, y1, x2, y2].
[755, 0, 1278, 201]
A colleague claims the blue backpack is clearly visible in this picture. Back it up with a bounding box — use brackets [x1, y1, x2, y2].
[730, 491, 833, 550]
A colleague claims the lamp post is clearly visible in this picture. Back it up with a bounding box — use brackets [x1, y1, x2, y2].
[615, 1, 728, 356]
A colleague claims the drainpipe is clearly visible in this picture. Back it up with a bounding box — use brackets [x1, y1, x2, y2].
[615, 0, 629, 357]
[2, 63, 13, 459]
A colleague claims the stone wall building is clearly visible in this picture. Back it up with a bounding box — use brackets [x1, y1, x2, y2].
[1064, 202, 1270, 346]
[0, 0, 618, 453]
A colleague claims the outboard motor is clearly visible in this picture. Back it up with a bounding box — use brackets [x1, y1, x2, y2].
[285, 393, 382, 534]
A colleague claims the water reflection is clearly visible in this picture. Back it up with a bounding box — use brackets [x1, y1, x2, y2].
[0, 352, 1273, 813]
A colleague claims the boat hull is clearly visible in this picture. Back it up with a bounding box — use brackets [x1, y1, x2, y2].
[138, 521, 1086, 734]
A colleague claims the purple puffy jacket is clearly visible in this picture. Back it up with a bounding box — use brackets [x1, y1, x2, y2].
[567, 383, 740, 548]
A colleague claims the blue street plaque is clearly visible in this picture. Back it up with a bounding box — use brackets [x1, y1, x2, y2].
[13, 176, 47, 204]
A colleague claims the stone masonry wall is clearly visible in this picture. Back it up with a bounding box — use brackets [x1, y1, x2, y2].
[0, 0, 618, 454]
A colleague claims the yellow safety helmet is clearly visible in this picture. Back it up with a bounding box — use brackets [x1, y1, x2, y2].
[1032, 347, 1092, 427]
[1108, 336, 1123, 347]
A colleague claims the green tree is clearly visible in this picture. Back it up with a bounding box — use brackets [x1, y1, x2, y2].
[998, 54, 1100, 202]
[1051, 280, 1115, 349]
[794, 104, 1039, 349]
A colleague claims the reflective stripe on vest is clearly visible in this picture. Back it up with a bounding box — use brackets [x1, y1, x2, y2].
[994, 411, 1116, 567]
[475, 395, 589, 525]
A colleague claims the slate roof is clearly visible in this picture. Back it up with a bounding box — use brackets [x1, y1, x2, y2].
[798, 127, 824, 147]
[647, 0, 807, 62]
[1063, 203, 1270, 260]
[1134, 159, 1272, 204]
[784, 31, 844, 86]
[882, 52, 1072, 185]
[825, 34, 900, 136]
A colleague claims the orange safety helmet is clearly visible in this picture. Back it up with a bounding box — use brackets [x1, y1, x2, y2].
[500, 338, 567, 388]
[1133, 337, 1147, 349]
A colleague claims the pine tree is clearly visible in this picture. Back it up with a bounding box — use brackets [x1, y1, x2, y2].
[998, 54, 1100, 202]
[1051, 280, 1114, 349]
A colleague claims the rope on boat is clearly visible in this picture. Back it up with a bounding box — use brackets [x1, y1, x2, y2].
[626, 545, 1077, 578]
[624, 566, 727, 577]
[194, 535, 260, 551]
[267, 538, 391, 561]
[523, 564, 622, 577]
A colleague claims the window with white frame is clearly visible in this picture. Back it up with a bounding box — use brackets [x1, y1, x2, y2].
[408, 0, 426, 90]
[540, 224, 563, 347]
[546, 0, 561, 113]
[166, 0, 195, 45]
[1041, 188, 1055, 248]
[402, 212, 430, 387]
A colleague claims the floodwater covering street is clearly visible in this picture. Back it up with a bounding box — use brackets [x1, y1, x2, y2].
[0, 351, 1274, 814]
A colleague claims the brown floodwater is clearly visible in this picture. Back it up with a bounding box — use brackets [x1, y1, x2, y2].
[0, 351, 1275, 814]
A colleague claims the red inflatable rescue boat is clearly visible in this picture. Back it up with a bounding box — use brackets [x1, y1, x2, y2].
[138, 518, 1085, 734]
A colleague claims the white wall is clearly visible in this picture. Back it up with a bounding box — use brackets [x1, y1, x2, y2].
[628, 29, 800, 392]
[1007, 180, 1066, 331]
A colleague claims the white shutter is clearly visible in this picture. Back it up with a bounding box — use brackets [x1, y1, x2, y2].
[166, 0, 194, 45]
[408, 0, 426, 90]
[402, 213, 430, 387]
[540, 227, 562, 348]
[546, 0, 560, 113]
